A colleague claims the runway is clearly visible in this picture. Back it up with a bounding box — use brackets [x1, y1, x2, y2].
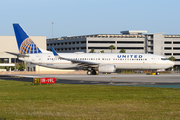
[2, 74, 180, 88]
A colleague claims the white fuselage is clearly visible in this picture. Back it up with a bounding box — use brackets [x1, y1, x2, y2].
[20, 53, 174, 70]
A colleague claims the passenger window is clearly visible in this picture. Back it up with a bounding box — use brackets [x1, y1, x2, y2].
[161, 58, 168, 60]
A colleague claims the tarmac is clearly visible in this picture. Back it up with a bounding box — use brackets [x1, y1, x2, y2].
[1, 74, 180, 88]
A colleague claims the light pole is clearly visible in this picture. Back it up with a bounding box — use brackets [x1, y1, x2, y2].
[52, 22, 54, 38]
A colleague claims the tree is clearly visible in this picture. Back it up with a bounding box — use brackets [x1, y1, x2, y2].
[109, 45, 115, 53]
[0, 66, 4, 69]
[15, 63, 20, 70]
[18, 63, 25, 71]
[15, 63, 25, 71]
[90, 48, 95, 53]
[168, 56, 175, 71]
[4, 66, 9, 71]
[120, 49, 126, 53]
[11, 66, 15, 71]
[0, 59, 4, 63]
[100, 50, 104, 53]
[168, 56, 175, 61]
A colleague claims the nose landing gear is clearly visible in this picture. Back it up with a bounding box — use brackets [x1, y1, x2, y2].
[156, 72, 159, 75]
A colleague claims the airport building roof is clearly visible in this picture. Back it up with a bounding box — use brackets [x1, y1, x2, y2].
[121, 30, 147, 35]
[46, 30, 180, 41]
[47, 34, 146, 41]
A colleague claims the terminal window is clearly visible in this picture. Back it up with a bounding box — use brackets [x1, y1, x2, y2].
[164, 41, 171, 44]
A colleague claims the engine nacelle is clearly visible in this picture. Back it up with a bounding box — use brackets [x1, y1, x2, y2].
[98, 64, 116, 73]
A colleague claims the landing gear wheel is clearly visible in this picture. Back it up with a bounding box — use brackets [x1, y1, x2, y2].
[156, 72, 159, 75]
[87, 70, 96, 75]
[92, 70, 97, 75]
[87, 71, 91, 75]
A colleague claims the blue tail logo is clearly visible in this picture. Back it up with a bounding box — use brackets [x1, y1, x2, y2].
[13, 23, 42, 54]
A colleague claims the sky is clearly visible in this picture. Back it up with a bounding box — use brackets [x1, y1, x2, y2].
[0, 0, 180, 38]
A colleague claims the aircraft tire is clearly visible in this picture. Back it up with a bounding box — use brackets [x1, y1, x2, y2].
[87, 71, 91, 75]
[92, 70, 97, 75]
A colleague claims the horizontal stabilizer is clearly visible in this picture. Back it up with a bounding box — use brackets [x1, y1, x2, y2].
[5, 52, 29, 57]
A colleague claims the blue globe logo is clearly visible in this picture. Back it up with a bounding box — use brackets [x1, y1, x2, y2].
[20, 38, 41, 54]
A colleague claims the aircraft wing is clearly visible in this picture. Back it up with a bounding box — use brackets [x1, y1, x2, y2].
[64, 58, 99, 66]
[50, 46, 99, 66]
[5, 51, 29, 57]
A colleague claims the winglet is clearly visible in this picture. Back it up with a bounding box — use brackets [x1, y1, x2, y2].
[50, 46, 58, 56]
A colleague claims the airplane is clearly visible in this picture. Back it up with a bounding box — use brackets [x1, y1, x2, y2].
[6, 23, 174, 75]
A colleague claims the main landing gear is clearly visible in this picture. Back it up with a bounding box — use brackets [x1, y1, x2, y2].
[87, 70, 97, 75]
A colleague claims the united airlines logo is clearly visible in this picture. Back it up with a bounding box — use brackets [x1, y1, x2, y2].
[117, 55, 143, 58]
[20, 38, 42, 54]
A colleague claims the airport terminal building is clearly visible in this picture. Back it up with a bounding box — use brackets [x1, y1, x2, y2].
[0, 30, 180, 72]
[47, 30, 180, 66]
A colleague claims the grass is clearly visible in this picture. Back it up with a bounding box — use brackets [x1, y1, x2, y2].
[0, 80, 180, 120]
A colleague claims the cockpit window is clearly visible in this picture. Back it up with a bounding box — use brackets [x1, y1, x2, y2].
[161, 58, 168, 60]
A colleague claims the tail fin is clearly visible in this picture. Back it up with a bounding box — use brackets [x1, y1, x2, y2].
[13, 23, 42, 54]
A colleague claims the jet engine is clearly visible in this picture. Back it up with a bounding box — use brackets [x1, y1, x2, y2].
[98, 64, 116, 73]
